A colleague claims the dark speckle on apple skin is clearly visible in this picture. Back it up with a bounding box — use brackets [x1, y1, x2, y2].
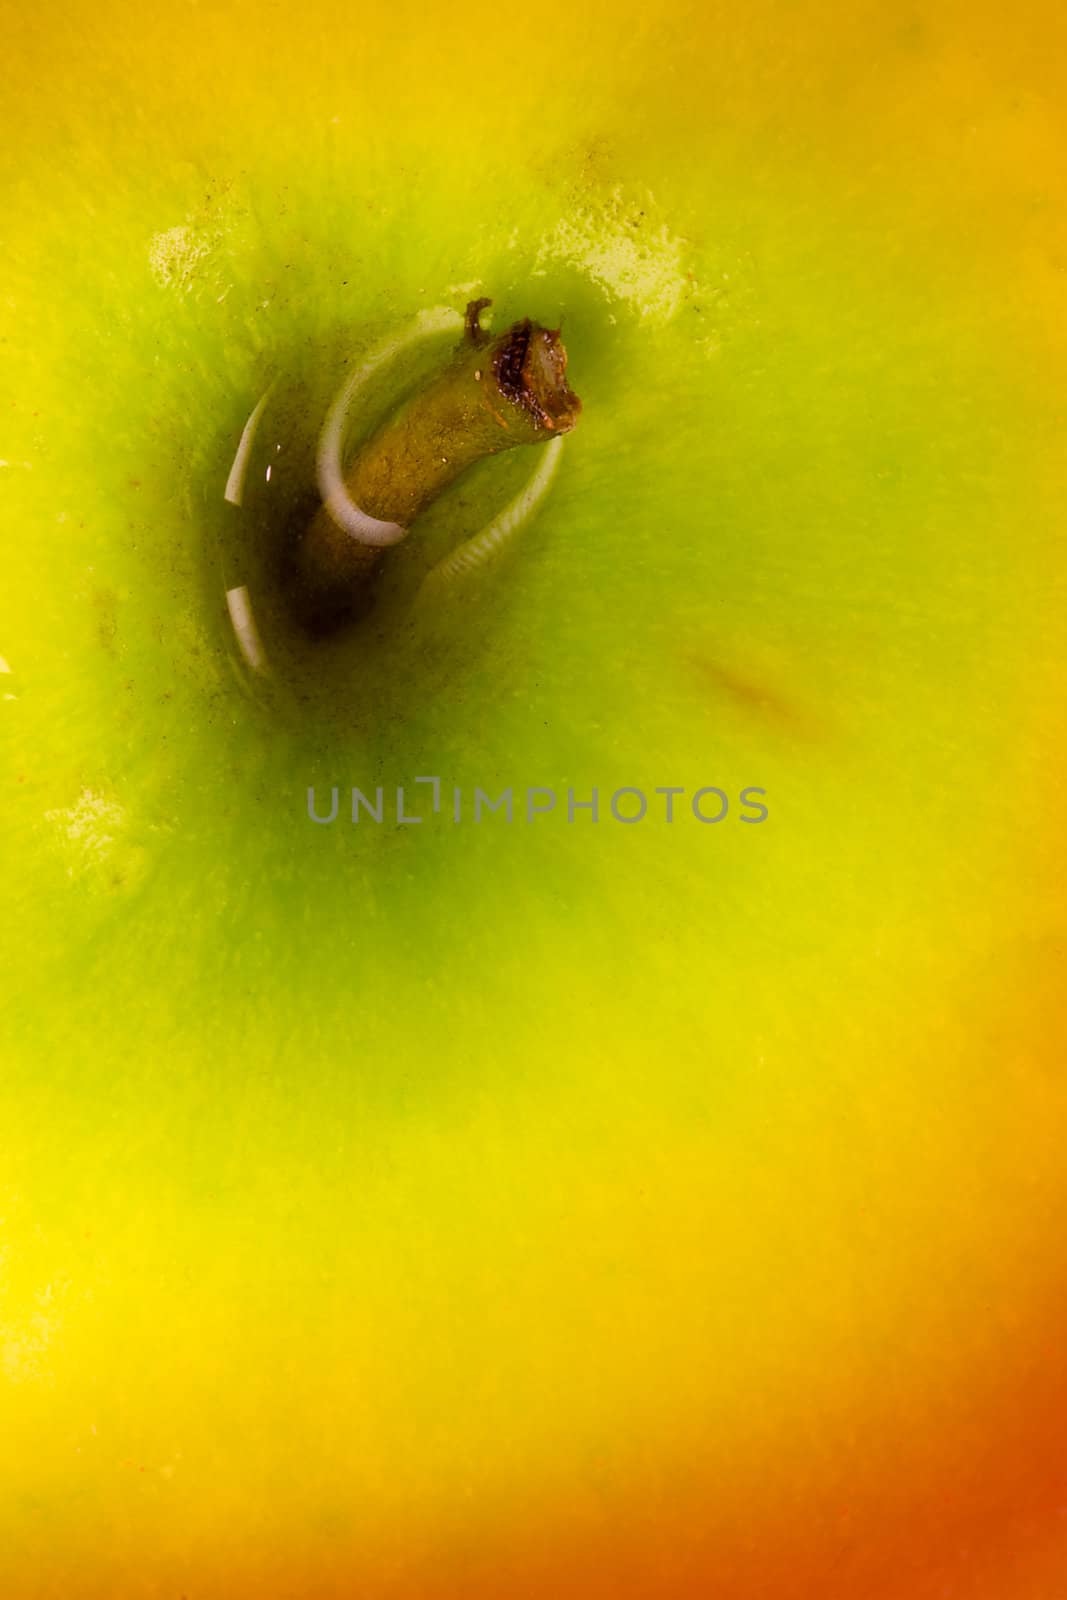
[94, 588, 119, 656]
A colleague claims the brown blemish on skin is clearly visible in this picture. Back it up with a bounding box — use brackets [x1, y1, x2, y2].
[687, 653, 826, 742]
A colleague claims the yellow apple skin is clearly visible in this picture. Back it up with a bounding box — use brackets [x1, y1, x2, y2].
[2, 3, 1067, 1597]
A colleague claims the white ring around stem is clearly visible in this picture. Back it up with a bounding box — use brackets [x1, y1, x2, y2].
[224, 380, 277, 507]
[417, 434, 565, 600]
[316, 306, 461, 548]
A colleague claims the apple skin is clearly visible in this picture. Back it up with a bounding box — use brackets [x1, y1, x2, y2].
[2, 3, 1067, 1597]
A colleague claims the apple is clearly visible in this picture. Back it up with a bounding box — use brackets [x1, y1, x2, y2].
[3, 3, 1066, 1597]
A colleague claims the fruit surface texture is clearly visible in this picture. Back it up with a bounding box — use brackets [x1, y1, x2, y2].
[3, 2, 1067, 1597]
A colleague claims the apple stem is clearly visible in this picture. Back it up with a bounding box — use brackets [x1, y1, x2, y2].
[289, 299, 580, 634]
